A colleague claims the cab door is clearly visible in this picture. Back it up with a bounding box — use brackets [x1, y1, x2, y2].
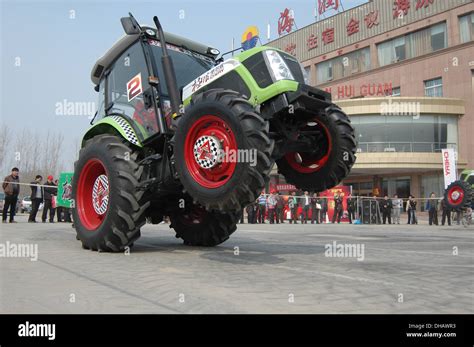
[106, 42, 159, 141]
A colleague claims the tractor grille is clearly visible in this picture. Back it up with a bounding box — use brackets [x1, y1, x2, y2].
[243, 51, 305, 87]
[242, 52, 273, 88]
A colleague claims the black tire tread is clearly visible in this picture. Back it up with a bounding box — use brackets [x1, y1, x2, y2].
[73, 134, 148, 252]
[170, 210, 239, 246]
[173, 89, 274, 211]
[444, 180, 473, 211]
[276, 105, 357, 192]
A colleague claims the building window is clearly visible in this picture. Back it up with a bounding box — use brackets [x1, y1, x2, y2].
[303, 66, 311, 84]
[430, 23, 447, 51]
[352, 114, 458, 153]
[424, 77, 443, 97]
[472, 70, 474, 94]
[459, 12, 474, 43]
[316, 47, 371, 83]
[391, 87, 401, 97]
[377, 22, 447, 67]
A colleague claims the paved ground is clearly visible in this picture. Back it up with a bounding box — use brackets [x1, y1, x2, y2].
[0, 214, 473, 314]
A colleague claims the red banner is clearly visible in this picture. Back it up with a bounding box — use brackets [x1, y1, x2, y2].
[319, 185, 351, 223]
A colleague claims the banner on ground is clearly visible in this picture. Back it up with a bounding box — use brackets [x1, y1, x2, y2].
[57, 172, 74, 208]
[441, 148, 457, 189]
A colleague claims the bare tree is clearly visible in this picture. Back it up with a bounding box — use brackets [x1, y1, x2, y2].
[2, 126, 65, 189]
[40, 130, 64, 177]
[69, 136, 81, 171]
[0, 122, 11, 173]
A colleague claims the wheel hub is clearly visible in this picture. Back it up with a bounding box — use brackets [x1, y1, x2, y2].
[184, 114, 237, 188]
[193, 135, 222, 169]
[92, 174, 109, 215]
[284, 121, 332, 174]
[450, 191, 461, 201]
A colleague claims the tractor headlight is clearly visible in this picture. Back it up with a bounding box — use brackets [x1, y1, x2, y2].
[263, 50, 294, 82]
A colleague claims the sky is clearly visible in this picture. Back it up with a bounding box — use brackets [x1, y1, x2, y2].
[1, 0, 368, 171]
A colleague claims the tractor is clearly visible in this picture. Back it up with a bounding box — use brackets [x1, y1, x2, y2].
[444, 169, 474, 211]
[72, 13, 357, 251]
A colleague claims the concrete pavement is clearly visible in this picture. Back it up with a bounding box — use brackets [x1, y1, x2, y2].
[1, 215, 473, 314]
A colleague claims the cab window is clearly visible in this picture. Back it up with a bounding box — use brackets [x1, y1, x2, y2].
[106, 42, 159, 140]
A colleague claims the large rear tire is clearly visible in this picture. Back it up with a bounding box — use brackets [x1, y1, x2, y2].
[276, 105, 356, 192]
[72, 135, 149, 252]
[173, 89, 274, 211]
[170, 203, 239, 246]
[444, 180, 472, 211]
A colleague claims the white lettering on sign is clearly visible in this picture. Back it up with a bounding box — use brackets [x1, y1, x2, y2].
[442, 148, 457, 189]
[182, 59, 241, 100]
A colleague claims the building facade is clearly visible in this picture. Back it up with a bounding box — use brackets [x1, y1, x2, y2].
[268, 0, 474, 198]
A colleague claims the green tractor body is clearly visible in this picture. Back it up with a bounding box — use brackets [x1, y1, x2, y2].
[459, 169, 474, 189]
[71, 14, 357, 251]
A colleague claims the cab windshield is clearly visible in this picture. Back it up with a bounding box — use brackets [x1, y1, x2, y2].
[148, 39, 215, 96]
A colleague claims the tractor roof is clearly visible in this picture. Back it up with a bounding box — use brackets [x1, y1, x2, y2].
[91, 27, 218, 85]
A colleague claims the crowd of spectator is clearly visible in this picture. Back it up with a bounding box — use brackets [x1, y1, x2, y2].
[2, 167, 468, 227]
[245, 191, 353, 225]
[243, 190, 465, 226]
[2, 167, 72, 224]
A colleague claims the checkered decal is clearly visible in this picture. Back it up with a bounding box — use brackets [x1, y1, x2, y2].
[193, 136, 221, 169]
[92, 174, 109, 215]
[110, 116, 140, 146]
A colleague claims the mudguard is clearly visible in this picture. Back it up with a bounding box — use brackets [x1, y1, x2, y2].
[82, 116, 142, 147]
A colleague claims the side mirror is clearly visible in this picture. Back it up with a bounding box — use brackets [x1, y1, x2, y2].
[121, 17, 140, 35]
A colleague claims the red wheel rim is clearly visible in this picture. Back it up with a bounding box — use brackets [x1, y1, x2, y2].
[447, 186, 464, 206]
[284, 121, 332, 174]
[76, 158, 110, 230]
[184, 115, 237, 188]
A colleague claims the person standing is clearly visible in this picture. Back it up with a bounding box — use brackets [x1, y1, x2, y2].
[407, 195, 412, 224]
[63, 207, 72, 223]
[347, 193, 356, 224]
[257, 192, 266, 224]
[440, 198, 451, 226]
[246, 201, 256, 224]
[267, 192, 277, 224]
[310, 193, 320, 224]
[332, 194, 343, 224]
[54, 179, 64, 222]
[2, 167, 20, 223]
[239, 209, 245, 224]
[28, 175, 44, 223]
[391, 194, 402, 224]
[275, 192, 285, 224]
[302, 191, 310, 224]
[407, 195, 417, 224]
[426, 192, 439, 226]
[455, 209, 462, 225]
[42, 175, 57, 223]
[320, 197, 328, 223]
[381, 195, 393, 224]
[289, 191, 299, 224]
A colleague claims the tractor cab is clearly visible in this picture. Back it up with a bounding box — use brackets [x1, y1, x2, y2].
[90, 18, 219, 145]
